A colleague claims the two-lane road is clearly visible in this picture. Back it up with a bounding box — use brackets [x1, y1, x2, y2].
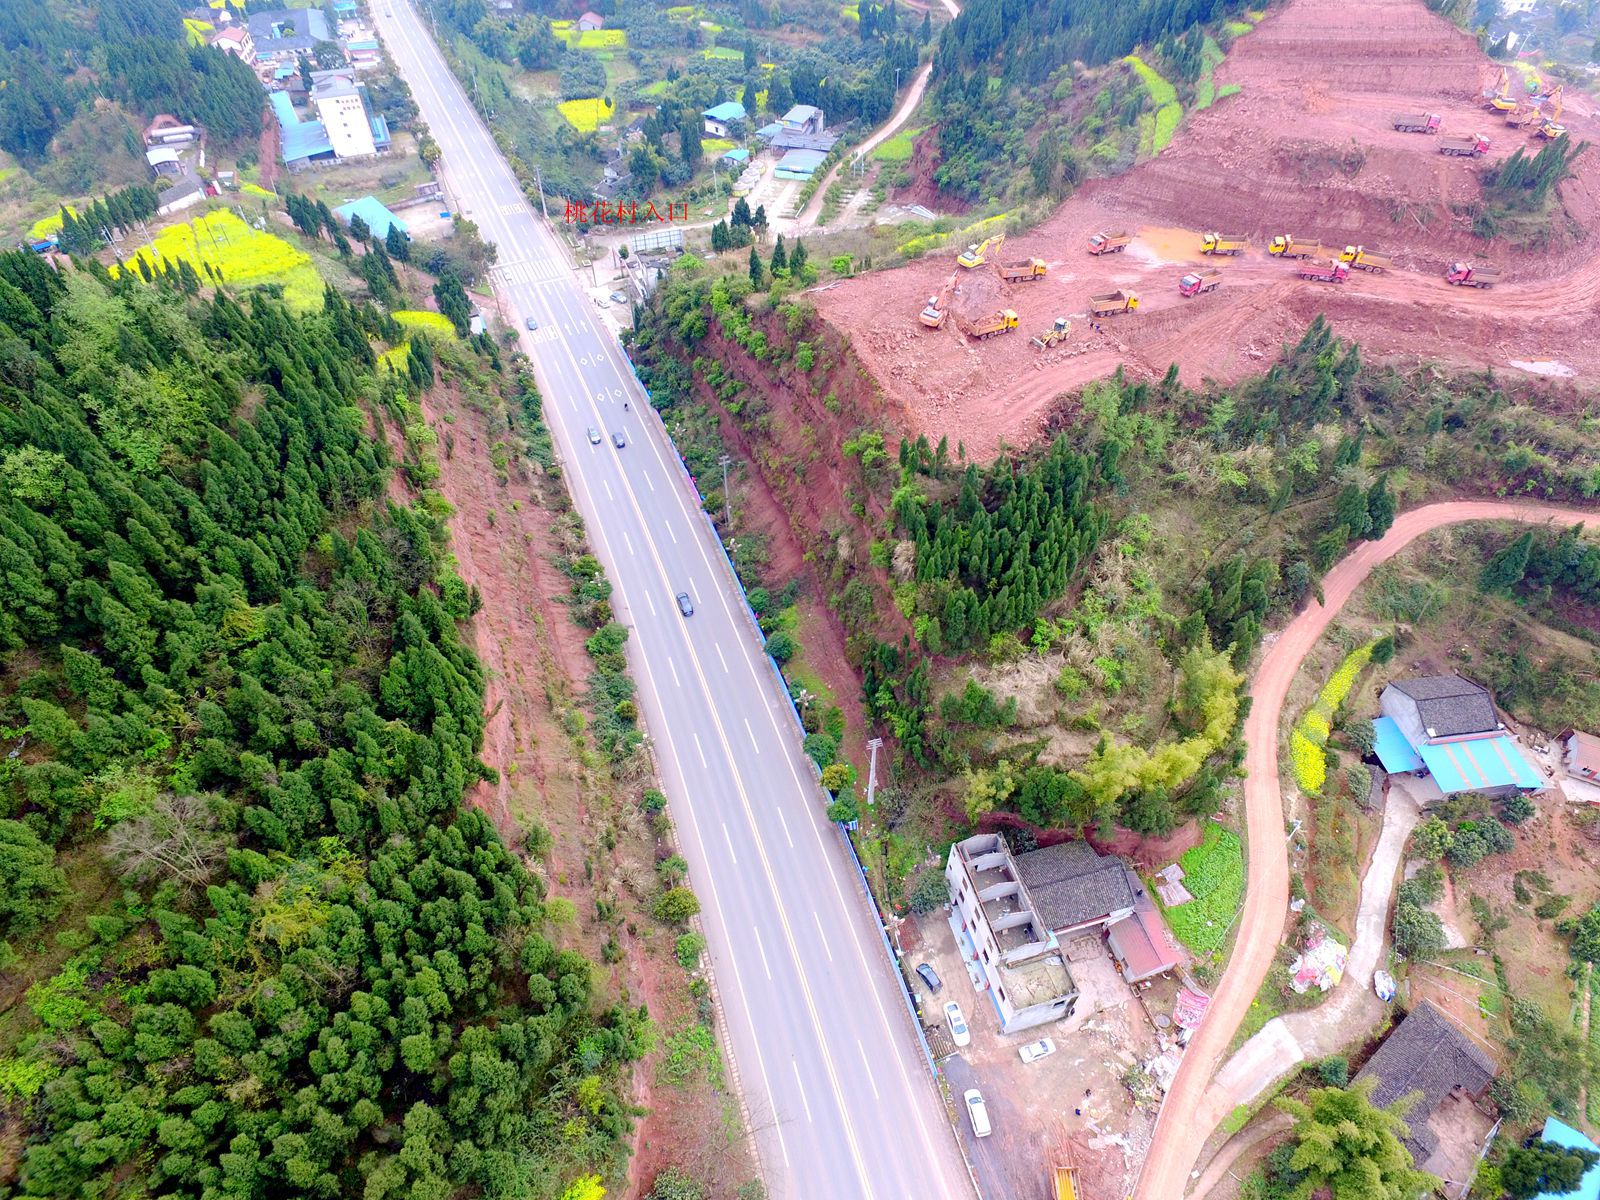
[371, 7, 974, 1198]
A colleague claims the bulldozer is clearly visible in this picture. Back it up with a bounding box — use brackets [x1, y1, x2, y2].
[1031, 317, 1071, 349]
[1536, 86, 1565, 140]
[1485, 67, 1517, 112]
[957, 233, 1004, 269]
[918, 271, 959, 329]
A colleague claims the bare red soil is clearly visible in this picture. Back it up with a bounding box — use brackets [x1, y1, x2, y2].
[816, 0, 1600, 462]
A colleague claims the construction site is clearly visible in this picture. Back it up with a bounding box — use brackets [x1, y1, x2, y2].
[814, 0, 1600, 462]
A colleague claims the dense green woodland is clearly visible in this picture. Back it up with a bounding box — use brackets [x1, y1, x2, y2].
[0, 253, 637, 1198]
[930, 0, 1252, 198]
[0, 0, 265, 166]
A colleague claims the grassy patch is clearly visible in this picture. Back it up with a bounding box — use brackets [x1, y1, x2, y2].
[1124, 55, 1183, 153]
[183, 17, 213, 44]
[702, 138, 736, 156]
[114, 209, 324, 312]
[640, 79, 671, 98]
[702, 46, 743, 60]
[873, 126, 924, 163]
[1156, 822, 1245, 957]
[1225, 20, 1254, 36]
[557, 97, 615, 132]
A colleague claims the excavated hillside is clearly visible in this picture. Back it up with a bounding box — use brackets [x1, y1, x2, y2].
[817, 0, 1600, 462]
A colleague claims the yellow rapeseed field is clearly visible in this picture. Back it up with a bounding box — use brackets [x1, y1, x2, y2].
[115, 210, 324, 312]
[558, 98, 615, 132]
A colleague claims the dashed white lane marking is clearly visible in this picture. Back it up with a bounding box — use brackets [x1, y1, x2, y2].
[717, 645, 729, 672]
[814, 912, 834, 963]
[693, 732, 708, 768]
[623, 530, 634, 556]
[857, 1041, 882, 1102]
[792, 1062, 814, 1123]
[745, 718, 761, 755]
[756, 932, 774, 981]
[722, 822, 739, 866]
[669, 657, 680, 688]
[776, 807, 794, 849]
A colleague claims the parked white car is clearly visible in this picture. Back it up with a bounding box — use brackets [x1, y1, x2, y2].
[944, 1001, 970, 1047]
[1018, 1037, 1056, 1064]
[964, 1089, 992, 1138]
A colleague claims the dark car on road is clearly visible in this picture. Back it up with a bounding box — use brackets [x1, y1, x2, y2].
[915, 963, 942, 993]
[676, 592, 694, 617]
[525, 316, 538, 330]
[611, 431, 626, 449]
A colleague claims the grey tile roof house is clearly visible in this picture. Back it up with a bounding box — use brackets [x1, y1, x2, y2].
[1383, 676, 1501, 741]
[1353, 1000, 1495, 1165]
[1013, 841, 1137, 934]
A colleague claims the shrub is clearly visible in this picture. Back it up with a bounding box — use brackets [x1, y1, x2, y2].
[653, 887, 701, 924]
[1318, 1055, 1350, 1086]
[803, 732, 837, 768]
[674, 932, 706, 970]
[764, 630, 796, 664]
[819, 762, 856, 794]
[648, 1168, 707, 1200]
[826, 790, 860, 825]
[1411, 817, 1453, 860]
[1393, 901, 1446, 959]
[641, 788, 668, 813]
[1501, 793, 1535, 825]
[908, 866, 949, 914]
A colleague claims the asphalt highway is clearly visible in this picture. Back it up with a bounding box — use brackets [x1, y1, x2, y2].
[370, 6, 975, 1197]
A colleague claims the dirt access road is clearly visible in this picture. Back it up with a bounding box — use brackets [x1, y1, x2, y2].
[1133, 500, 1600, 1200]
[782, 0, 960, 231]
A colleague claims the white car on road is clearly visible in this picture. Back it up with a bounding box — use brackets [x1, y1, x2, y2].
[1018, 1037, 1056, 1064]
[964, 1089, 992, 1138]
[944, 1001, 970, 1047]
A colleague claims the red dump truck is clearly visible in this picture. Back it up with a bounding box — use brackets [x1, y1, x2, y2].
[1446, 262, 1501, 287]
[1393, 112, 1442, 133]
[1440, 133, 1490, 156]
[1087, 231, 1133, 255]
[1178, 269, 1222, 297]
[1299, 260, 1351, 283]
[996, 257, 1047, 281]
[1089, 290, 1140, 316]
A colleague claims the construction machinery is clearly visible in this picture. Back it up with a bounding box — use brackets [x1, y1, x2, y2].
[1392, 112, 1442, 133]
[1052, 1163, 1082, 1200]
[1089, 290, 1140, 316]
[1486, 67, 1517, 112]
[1439, 133, 1490, 156]
[965, 308, 1019, 339]
[1178, 269, 1222, 297]
[957, 233, 1004, 269]
[1299, 259, 1351, 283]
[1200, 232, 1247, 256]
[996, 257, 1047, 282]
[1087, 231, 1133, 255]
[1446, 262, 1500, 287]
[1031, 317, 1072, 349]
[1339, 245, 1391, 273]
[918, 271, 958, 329]
[1268, 235, 1341, 259]
[1537, 87, 1565, 140]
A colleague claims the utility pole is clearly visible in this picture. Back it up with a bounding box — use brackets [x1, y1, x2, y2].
[866, 737, 883, 806]
[718, 454, 732, 526]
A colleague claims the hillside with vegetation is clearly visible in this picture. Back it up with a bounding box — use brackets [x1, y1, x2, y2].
[429, 0, 928, 202]
[925, 0, 1258, 201]
[0, 253, 654, 1198]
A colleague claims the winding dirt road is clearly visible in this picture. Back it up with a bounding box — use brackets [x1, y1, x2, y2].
[1134, 500, 1599, 1200]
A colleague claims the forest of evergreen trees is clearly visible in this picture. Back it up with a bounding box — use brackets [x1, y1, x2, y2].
[0, 253, 636, 1198]
[0, 0, 265, 163]
[928, 0, 1251, 198]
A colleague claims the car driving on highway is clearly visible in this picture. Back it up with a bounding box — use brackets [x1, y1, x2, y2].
[676, 591, 694, 617]
[611, 431, 626, 449]
[944, 1001, 970, 1047]
[586, 427, 601, 445]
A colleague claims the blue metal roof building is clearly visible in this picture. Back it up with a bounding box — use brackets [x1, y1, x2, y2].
[270, 91, 333, 166]
[334, 196, 408, 240]
[702, 101, 747, 123]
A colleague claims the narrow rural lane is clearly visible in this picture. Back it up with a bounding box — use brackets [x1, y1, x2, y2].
[1135, 500, 1598, 1200]
[784, 0, 960, 231]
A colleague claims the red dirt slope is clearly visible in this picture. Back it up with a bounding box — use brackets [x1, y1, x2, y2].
[815, 0, 1600, 463]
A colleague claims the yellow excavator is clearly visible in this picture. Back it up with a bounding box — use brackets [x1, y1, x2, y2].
[918, 271, 959, 329]
[957, 232, 1004, 269]
[1537, 86, 1565, 140]
[1486, 67, 1517, 112]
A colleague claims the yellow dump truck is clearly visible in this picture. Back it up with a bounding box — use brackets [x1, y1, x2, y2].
[996, 257, 1047, 282]
[1053, 1163, 1081, 1200]
[1268, 235, 1340, 260]
[966, 309, 1019, 339]
[1200, 232, 1248, 256]
[1089, 290, 1139, 316]
[1339, 245, 1392, 273]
